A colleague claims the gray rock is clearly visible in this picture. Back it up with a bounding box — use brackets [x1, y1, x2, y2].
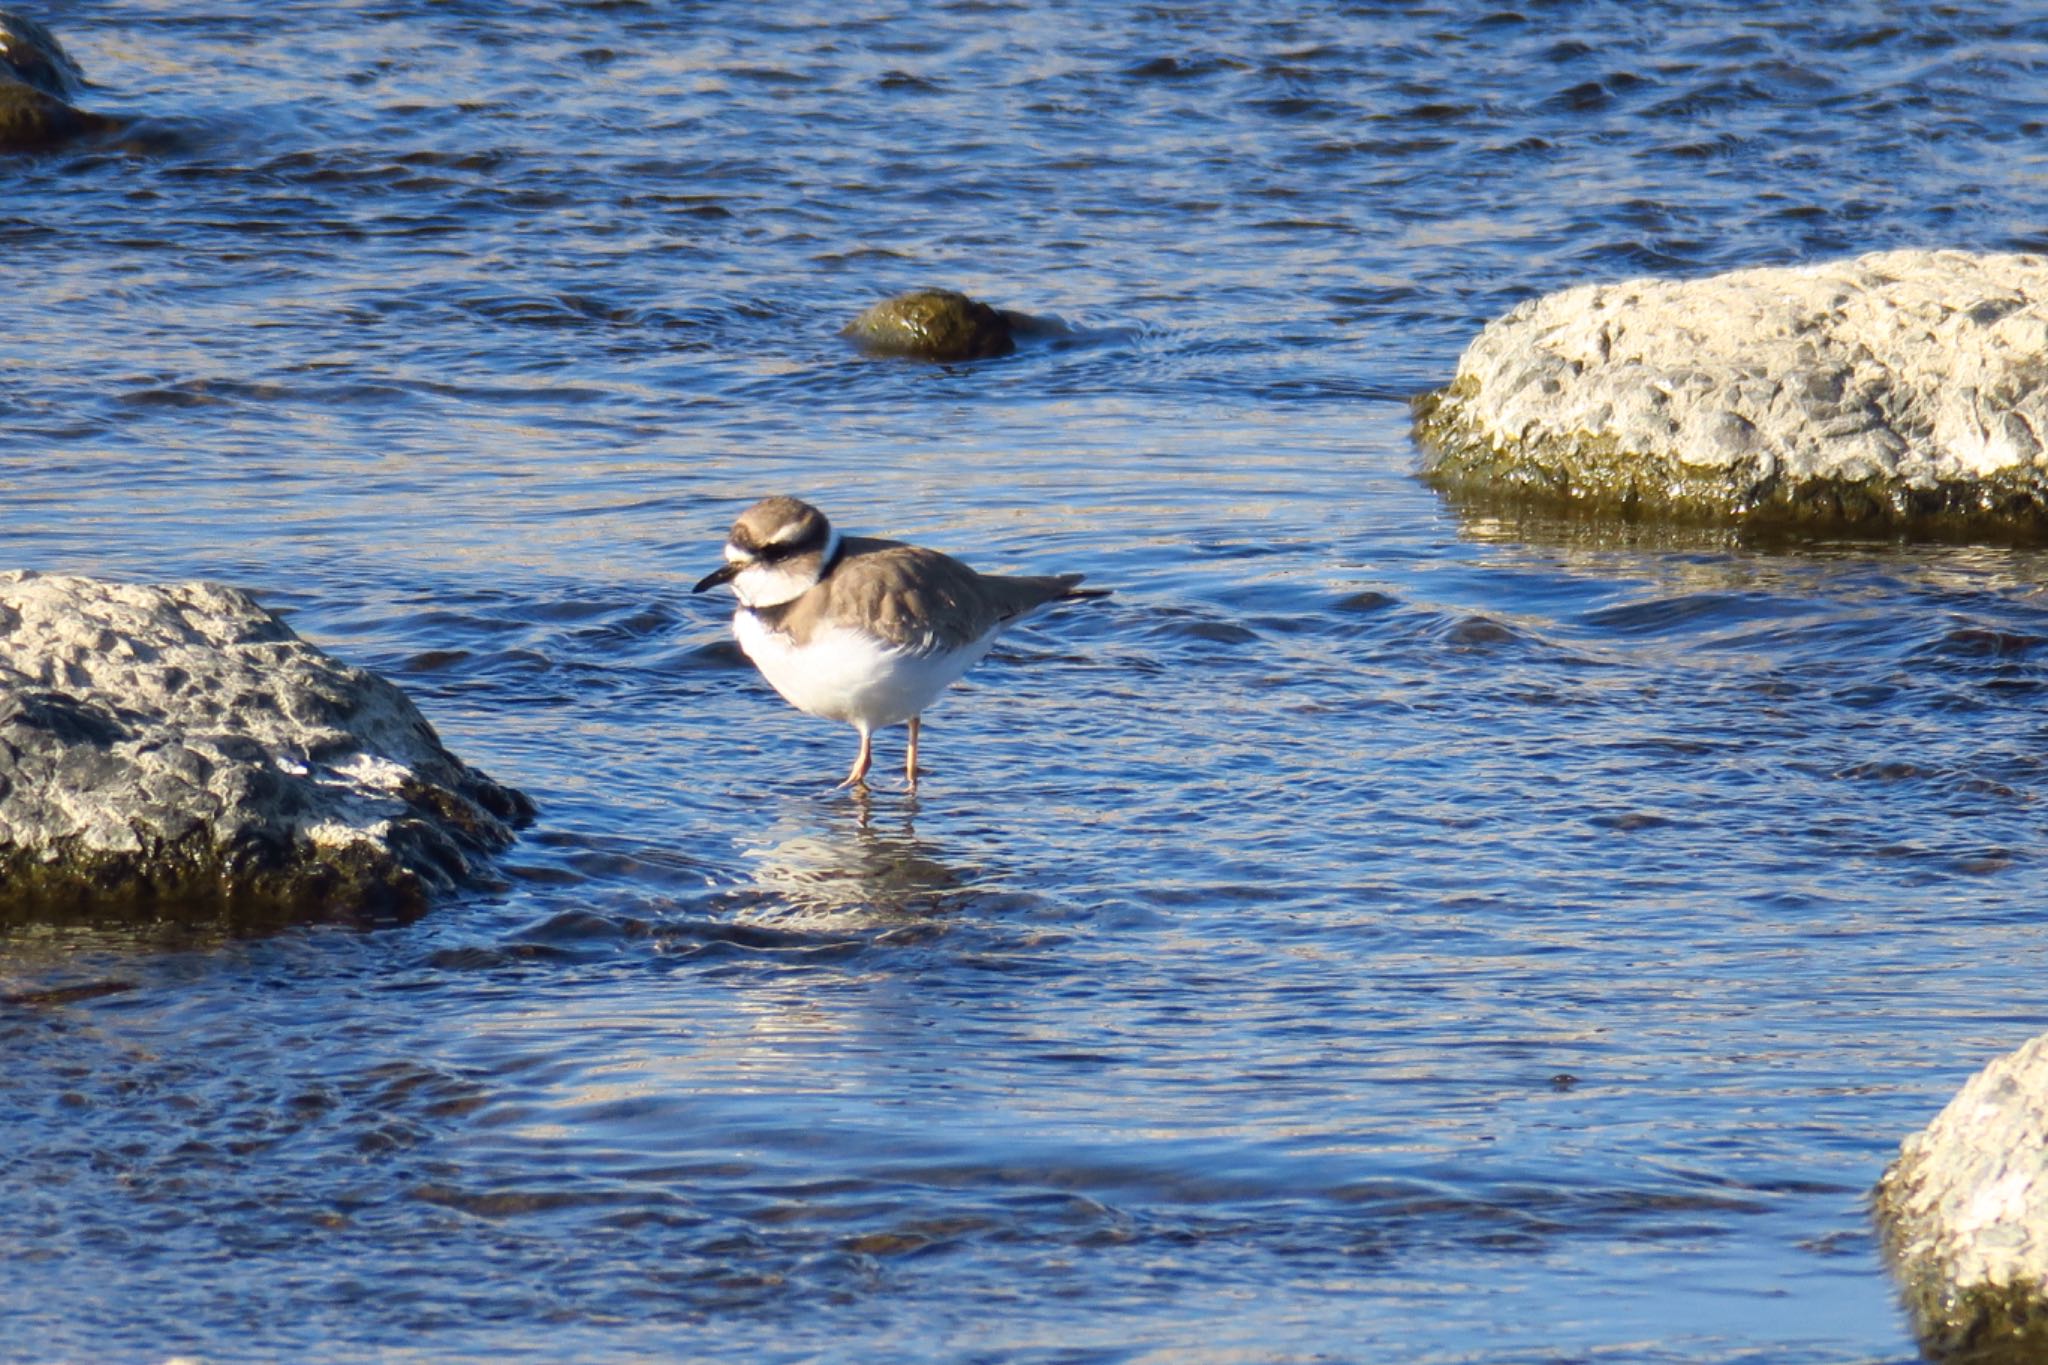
[1414, 250, 2048, 533]
[0, 573, 533, 928]
[843, 288, 1018, 361]
[1875, 1033, 2048, 1363]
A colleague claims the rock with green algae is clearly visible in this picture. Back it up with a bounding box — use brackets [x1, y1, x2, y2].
[0, 573, 533, 928]
[0, 9, 121, 151]
[843, 288, 1019, 361]
[0, 9, 82, 99]
[1415, 250, 2048, 536]
[0, 79, 117, 149]
[1875, 1033, 2048, 1364]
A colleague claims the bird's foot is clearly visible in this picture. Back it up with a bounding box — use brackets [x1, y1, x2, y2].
[838, 729, 875, 790]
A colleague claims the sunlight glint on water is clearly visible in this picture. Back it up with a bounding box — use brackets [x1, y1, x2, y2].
[7, 2, 2048, 1361]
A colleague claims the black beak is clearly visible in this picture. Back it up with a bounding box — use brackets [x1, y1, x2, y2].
[693, 562, 741, 594]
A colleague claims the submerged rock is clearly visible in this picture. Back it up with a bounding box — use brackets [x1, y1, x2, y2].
[0, 9, 82, 98]
[0, 573, 533, 928]
[1875, 1033, 2048, 1364]
[0, 9, 118, 151]
[1415, 250, 2048, 535]
[0, 79, 115, 149]
[843, 288, 1018, 361]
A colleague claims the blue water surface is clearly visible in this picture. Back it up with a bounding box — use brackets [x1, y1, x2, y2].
[6, 2, 2048, 1361]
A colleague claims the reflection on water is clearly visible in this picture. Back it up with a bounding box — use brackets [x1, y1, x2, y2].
[733, 795, 975, 925]
[1445, 496, 2048, 557]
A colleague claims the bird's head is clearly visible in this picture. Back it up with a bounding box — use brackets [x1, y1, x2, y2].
[693, 496, 841, 608]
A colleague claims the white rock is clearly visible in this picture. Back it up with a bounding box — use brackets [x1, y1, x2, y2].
[1417, 250, 2048, 530]
[1875, 1032, 2048, 1362]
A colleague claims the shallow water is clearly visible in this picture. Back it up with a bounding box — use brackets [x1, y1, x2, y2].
[6, 1, 2048, 1360]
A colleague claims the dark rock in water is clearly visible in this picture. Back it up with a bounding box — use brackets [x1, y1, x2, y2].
[843, 288, 1018, 361]
[0, 573, 535, 929]
[0, 10, 121, 151]
[0, 78, 115, 150]
[1414, 250, 2048, 536]
[0, 9, 83, 98]
[1874, 1033, 2048, 1364]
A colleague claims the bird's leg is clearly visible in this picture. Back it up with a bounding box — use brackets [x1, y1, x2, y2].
[905, 715, 921, 791]
[837, 726, 873, 790]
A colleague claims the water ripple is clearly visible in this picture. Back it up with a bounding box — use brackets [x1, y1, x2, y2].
[6, 0, 2048, 1360]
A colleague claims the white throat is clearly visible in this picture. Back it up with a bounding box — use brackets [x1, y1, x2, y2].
[731, 527, 840, 609]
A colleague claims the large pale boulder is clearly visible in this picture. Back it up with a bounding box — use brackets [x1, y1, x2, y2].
[1875, 1033, 2048, 1363]
[1414, 250, 2048, 533]
[0, 573, 532, 927]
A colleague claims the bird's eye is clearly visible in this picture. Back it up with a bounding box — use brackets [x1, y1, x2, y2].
[757, 525, 823, 563]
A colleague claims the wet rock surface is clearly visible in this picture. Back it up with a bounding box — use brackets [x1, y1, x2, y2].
[0, 79, 113, 149]
[843, 288, 1019, 361]
[0, 573, 533, 927]
[0, 8, 81, 97]
[1415, 250, 2048, 535]
[1875, 1033, 2048, 1364]
[0, 9, 118, 150]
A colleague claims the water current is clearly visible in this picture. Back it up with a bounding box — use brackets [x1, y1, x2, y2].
[6, 2, 2048, 1360]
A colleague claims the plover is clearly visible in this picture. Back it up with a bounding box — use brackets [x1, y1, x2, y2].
[694, 496, 1108, 790]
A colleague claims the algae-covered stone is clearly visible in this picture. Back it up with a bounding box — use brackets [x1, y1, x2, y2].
[0, 10, 119, 151]
[0, 78, 115, 150]
[0, 9, 83, 98]
[1875, 1033, 2048, 1364]
[843, 288, 1018, 361]
[1415, 250, 2048, 535]
[0, 573, 533, 928]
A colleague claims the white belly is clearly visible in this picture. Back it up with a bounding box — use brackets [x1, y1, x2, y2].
[733, 612, 997, 732]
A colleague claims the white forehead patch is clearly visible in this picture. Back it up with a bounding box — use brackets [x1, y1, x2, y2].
[762, 518, 812, 548]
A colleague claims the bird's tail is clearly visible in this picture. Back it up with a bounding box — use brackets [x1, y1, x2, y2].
[995, 573, 1112, 618]
[1048, 573, 1111, 601]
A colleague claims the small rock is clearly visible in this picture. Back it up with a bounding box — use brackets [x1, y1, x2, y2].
[843, 288, 1018, 361]
[0, 8, 82, 98]
[0, 78, 115, 150]
[0, 9, 120, 151]
[1874, 1032, 2048, 1363]
[1414, 250, 2048, 534]
[0, 573, 534, 928]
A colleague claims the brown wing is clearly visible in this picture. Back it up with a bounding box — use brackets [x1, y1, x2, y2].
[809, 537, 1099, 653]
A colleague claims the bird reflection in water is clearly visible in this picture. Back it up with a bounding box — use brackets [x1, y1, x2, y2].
[734, 793, 980, 928]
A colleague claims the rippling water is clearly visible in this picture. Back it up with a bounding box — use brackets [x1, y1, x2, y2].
[7, 2, 2048, 1360]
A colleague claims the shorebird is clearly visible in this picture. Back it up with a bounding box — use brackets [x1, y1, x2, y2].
[694, 496, 1107, 790]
